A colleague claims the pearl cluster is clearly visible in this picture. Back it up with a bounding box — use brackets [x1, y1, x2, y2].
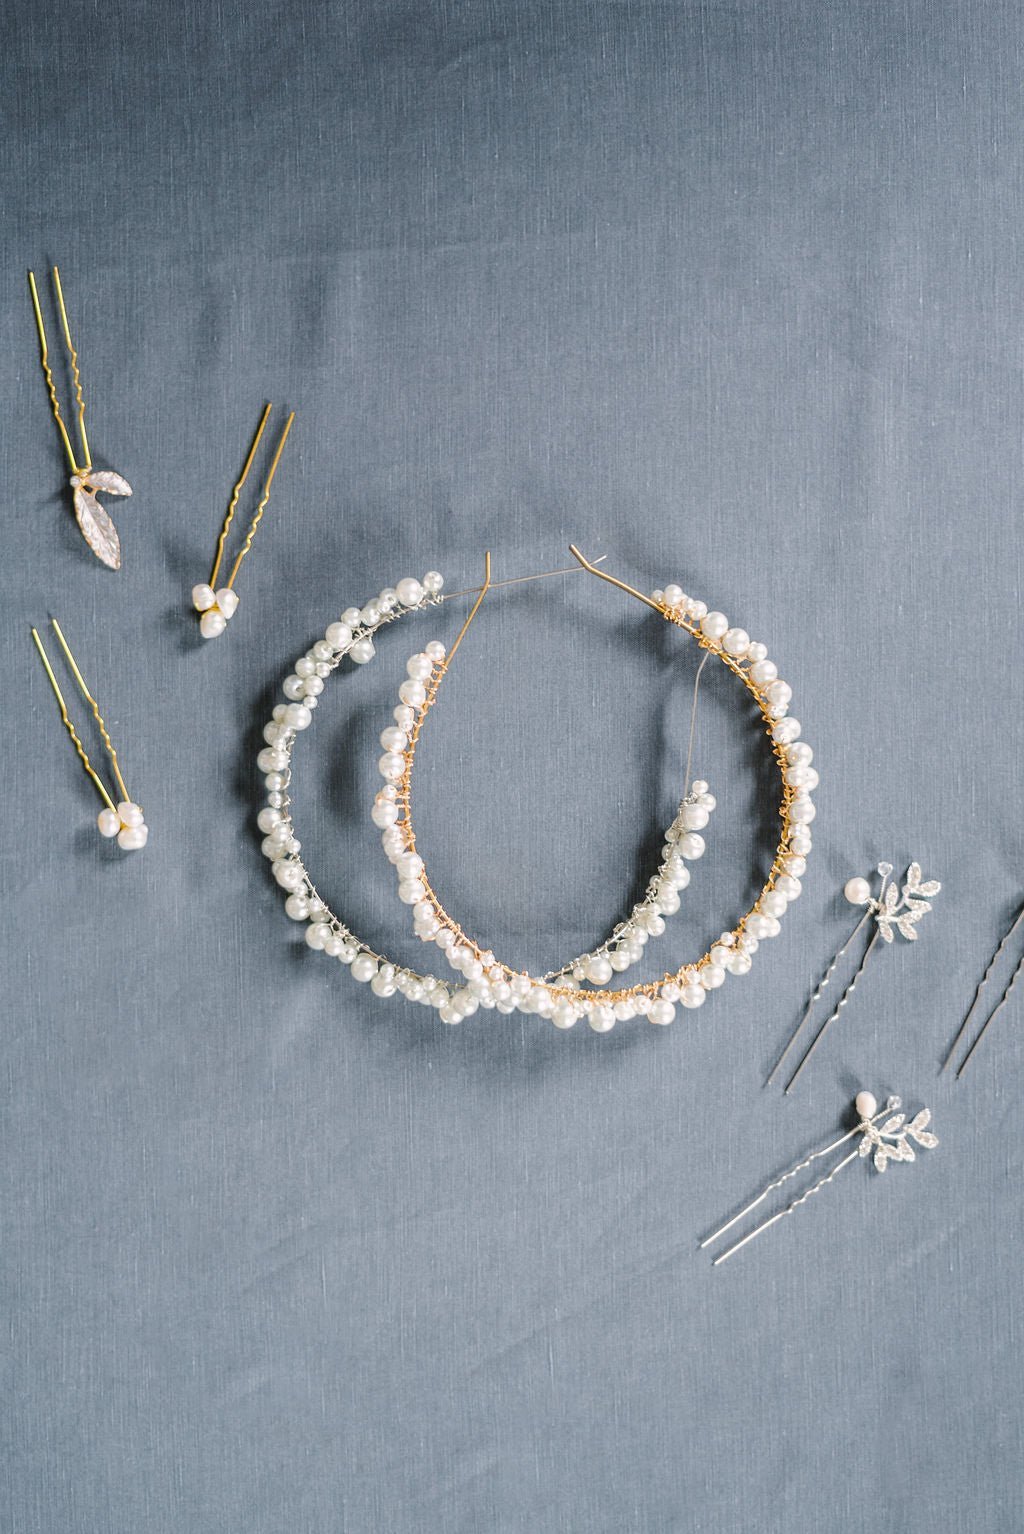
[97, 800, 148, 850]
[258, 569, 816, 1033]
[192, 583, 240, 639]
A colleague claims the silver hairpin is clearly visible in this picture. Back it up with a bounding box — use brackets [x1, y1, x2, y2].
[701, 1090, 938, 1265]
[944, 896, 1024, 1077]
[767, 861, 940, 1093]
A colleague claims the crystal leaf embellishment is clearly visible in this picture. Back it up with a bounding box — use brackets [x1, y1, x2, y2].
[858, 1103, 939, 1172]
[69, 470, 132, 570]
[872, 861, 940, 944]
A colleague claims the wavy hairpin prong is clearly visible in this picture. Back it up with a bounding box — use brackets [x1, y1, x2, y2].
[192, 404, 295, 638]
[702, 1090, 938, 1265]
[28, 267, 132, 569]
[767, 860, 940, 1093]
[944, 897, 1024, 1077]
[31, 620, 147, 849]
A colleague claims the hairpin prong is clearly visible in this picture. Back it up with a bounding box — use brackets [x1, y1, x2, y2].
[31, 620, 147, 850]
[944, 898, 1024, 1076]
[193, 405, 295, 638]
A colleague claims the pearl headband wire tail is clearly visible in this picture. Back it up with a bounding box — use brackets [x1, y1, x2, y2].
[944, 898, 1024, 1076]
[30, 620, 148, 849]
[704, 1091, 937, 1265]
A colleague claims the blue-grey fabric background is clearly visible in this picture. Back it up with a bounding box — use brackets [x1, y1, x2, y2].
[3, 3, 1022, 1530]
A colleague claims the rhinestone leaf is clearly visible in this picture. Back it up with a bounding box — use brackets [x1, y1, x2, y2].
[874, 1148, 889, 1171]
[881, 1114, 905, 1134]
[916, 880, 941, 897]
[84, 469, 132, 497]
[906, 862, 922, 890]
[72, 486, 121, 570]
[896, 918, 919, 940]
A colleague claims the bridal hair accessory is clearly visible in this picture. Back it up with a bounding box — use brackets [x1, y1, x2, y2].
[943, 897, 1024, 1077]
[31, 620, 148, 849]
[700, 1090, 938, 1265]
[768, 860, 940, 1092]
[28, 267, 132, 569]
[381, 547, 815, 1029]
[192, 403, 295, 638]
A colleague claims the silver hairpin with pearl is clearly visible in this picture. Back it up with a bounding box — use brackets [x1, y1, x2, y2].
[701, 1090, 939, 1265]
[192, 404, 295, 639]
[768, 861, 941, 1093]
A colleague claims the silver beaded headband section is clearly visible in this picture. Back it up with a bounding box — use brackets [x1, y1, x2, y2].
[701, 1090, 939, 1265]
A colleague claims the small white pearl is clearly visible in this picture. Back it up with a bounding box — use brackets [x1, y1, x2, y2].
[772, 718, 801, 745]
[855, 1090, 877, 1120]
[749, 659, 778, 686]
[552, 1002, 578, 1029]
[215, 587, 239, 620]
[679, 802, 709, 831]
[587, 1005, 615, 1033]
[118, 801, 144, 828]
[378, 752, 405, 781]
[785, 764, 812, 788]
[380, 726, 408, 752]
[700, 611, 729, 641]
[723, 627, 750, 657]
[97, 807, 120, 837]
[312, 641, 334, 663]
[765, 679, 792, 707]
[679, 831, 705, 860]
[701, 964, 726, 990]
[663, 584, 684, 608]
[117, 824, 148, 851]
[284, 894, 309, 921]
[649, 999, 675, 1026]
[282, 675, 305, 700]
[370, 973, 397, 997]
[679, 983, 706, 1008]
[789, 800, 816, 824]
[284, 703, 312, 730]
[199, 608, 226, 639]
[747, 641, 768, 663]
[350, 638, 375, 665]
[396, 577, 424, 607]
[398, 679, 426, 707]
[585, 954, 613, 985]
[760, 891, 788, 919]
[775, 874, 802, 901]
[351, 954, 378, 983]
[378, 590, 397, 613]
[422, 571, 444, 595]
[728, 951, 752, 976]
[274, 861, 303, 889]
[745, 914, 771, 939]
[425, 641, 446, 662]
[191, 583, 216, 612]
[787, 742, 813, 767]
[371, 802, 399, 828]
[295, 657, 316, 679]
[782, 854, 807, 877]
[688, 599, 708, 619]
[790, 829, 813, 856]
[302, 675, 324, 697]
[360, 602, 381, 626]
[406, 653, 433, 681]
[304, 923, 328, 950]
[709, 944, 732, 967]
[257, 807, 283, 833]
[325, 622, 353, 650]
[609, 949, 632, 972]
[844, 876, 872, 905]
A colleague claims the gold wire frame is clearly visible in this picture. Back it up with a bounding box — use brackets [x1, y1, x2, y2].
[31, 621, 134, 813]
[208, 405, 295, 590]
[394, 547, 799, 1007]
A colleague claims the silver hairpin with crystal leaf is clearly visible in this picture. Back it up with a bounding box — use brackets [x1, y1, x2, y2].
[701, 1090, 938, 1265]
[767, 861, 940, 1093]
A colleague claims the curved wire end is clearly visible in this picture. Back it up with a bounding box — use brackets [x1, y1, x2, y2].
[446, 551, 492, 665]
[567, 545, 663, 615]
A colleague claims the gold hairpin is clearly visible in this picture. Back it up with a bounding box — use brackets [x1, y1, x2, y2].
[28, 267, 132, 570]
[191, 403, 296, 638]
[31, 620, 147, 850]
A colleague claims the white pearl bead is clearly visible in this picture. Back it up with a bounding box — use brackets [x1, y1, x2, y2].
[749, 659, 778, 686]
[844, 876, 872, 905]
[370, 973, 397, 997]
[117, 824, 148, 851]
[609, 949, 632, 972]
[257, 807, 282, 833]
[284, 893, 309, 921]
[424, 641, 446, 662]
[789, 829, 813, 856]
[745, 914, 771, 939]
[215, 587, 239, 620]
[304, 923, 329, 950]
[775, 874, 802, 901]
[587, 1005, 615, 1033]
[378, 752, 405, 781]
[760, 891, 788, 918]
[679, 831, 705, 859]
[398, 679, 426, 707]
[679, 802, 709, 831]
[648, 999, 675, 1025]
[701, 964, 726, 990]
[765, 679, 792, 706]
[360, 602, 381, 627]
[787, 742, 813, 766]
[191, 583, 216, 612]
[680, 982, 706, 1008]
[282, 675, 305, 700]
[397, 852, 423, 879]
[371, 802, 399, 828]
[396, 577, 424, 607]
[585, 954, 613, 985]
[723, 627, 750, 656]
[406, 653, 433, 681]
[855, 1090, 877, 1120]
[380, 726, 408, 752]
[747, 641, 768, 663]
[789, 800, 816, 824]
[662, 584, 684, 608]
[782, 854, 807, 877]
[393, 705, 415, 731]
[199, 608, 226, 639]
[284, 703, 312, 730]
[552, 1002, 578, 1029]
[97, 807, 120, 837]
[350, 638, 375, 665]
[422, 571, 444, 594]
[785, 765, 812, 788]
[700, 611, 728, 641]
[274, 860, 303, 889]
[709, 944, 732, 967]
[378, 590, 397, 613]
[351, 954, 378, 983]
[325, 622, 353, 650]
[728, 951, 753, 976]
[772, 718, 801, 745]
[118, 801, 144, 828]
[688, 599, 707, 619]
[302, 675, 324, 697]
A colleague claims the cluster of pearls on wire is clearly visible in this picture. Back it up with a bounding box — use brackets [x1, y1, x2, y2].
[97, 800, 149, 850]
[191, 583, 240, 639]
[377, 554, 816, 1030]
